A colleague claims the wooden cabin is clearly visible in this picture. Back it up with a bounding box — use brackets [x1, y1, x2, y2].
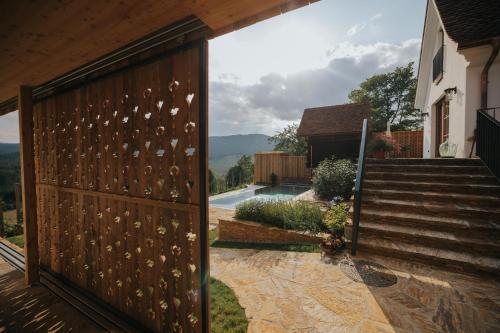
[297, 103, 371, 167]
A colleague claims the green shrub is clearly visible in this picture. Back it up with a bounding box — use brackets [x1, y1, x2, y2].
[3, 223, 23, 237]
[323, 203, 349, 237]
[367, 133, 401, 154]
[235, 199, 285, 228]
[235, 199, 324, 234]
[312, 158, 356, 200]
[283, 201, 324, 234]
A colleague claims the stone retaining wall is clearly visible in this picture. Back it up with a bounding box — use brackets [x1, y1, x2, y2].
[218, 217, 323, 244]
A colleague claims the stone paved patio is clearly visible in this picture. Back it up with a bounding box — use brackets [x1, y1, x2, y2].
[210, 247, 500, 333]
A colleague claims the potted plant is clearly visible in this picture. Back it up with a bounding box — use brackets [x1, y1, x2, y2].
[270, 172, 278, 186]
[367, 133, 401, 159]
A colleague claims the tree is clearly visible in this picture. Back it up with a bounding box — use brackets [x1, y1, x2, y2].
[225, 165, 244, 188]
[348, 62, 421, 132]
[237, 155, 253, 182]
[208, 169, 217, 195]
[225, 154, 254, 188]
[268, 123, 308, 156]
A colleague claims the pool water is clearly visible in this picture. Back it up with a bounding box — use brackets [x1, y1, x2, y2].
[209, 184, 310, 209]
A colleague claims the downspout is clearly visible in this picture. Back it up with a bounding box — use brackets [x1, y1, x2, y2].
[480, 38, 500, 109]
[469, 38, 500, 157]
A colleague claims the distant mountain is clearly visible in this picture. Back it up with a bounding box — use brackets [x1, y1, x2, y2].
[0, 143, 20, 155]
[209, 134, 275, 175]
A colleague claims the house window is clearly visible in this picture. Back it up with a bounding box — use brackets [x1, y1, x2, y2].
[433, 30, 444, 82]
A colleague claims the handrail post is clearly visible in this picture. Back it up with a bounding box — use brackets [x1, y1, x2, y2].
[351, 119, 368, 255]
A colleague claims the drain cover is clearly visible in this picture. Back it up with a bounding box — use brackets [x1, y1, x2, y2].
[339, 258, 397, 287]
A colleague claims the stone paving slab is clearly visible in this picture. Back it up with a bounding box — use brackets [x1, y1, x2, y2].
[210, 248, 500, 333]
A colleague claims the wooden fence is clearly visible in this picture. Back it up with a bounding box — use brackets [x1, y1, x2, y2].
[254, 152, 308, 184]
[375, 130, 423, 158]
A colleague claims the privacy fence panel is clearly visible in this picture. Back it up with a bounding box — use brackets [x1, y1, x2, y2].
[254, 152, 307, 184]
[33, 41, 207, 332]
[379, 130, 423, 158]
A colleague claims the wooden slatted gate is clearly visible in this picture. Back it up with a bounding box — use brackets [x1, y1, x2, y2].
[32, 34, 209, 332]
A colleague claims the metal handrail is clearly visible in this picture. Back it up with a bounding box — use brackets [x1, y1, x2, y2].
[351, 118, 368, 255]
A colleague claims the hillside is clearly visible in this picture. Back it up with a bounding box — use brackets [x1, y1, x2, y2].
[209, 134, 275, 175]
[0, 143, 19, 155]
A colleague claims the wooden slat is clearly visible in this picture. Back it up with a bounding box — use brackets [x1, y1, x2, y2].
[374, 130, 424, 158]
[18, 85, 40, 285]
[254, 152, 307, 184]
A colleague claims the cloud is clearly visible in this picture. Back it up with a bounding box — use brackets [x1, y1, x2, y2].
[346, 13, 383, 37]
[0, 111, 19, 143]
[209, 39, 420, 136]
[347, 23, 366, 37]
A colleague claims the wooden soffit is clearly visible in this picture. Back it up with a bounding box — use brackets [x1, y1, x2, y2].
[0, 0, 318, 109]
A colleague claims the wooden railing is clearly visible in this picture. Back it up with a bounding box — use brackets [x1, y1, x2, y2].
[477, 108, 500, 180]
[350, 118, 368, 255]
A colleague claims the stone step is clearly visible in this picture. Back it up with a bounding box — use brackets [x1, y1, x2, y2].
[349, 222, 500, 258]
[365, 158, 483, 166]
[364, 171, 498, 185]
[363, 188, 500, 208]
[365, 164, 490, 175]
[361, 197, 500, 222]
[363, 179, 500, 196]
[357, 208, 500, 238]
[346, 236, 500, 276]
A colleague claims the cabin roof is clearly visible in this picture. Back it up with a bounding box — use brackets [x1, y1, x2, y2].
[297, 103, 371, 137]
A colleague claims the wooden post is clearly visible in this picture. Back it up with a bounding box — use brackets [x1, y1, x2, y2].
[18, 85, 39, 285]
[14, 183, 22, 224]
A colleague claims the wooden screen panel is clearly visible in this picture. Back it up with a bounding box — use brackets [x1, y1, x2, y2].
[34, 42, 206, 332]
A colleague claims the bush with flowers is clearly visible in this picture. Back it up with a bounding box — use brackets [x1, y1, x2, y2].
[367, 133, 401, 158]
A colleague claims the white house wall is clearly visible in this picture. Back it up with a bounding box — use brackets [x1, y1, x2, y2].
[416, 0, 500, 158]
[418, 1, 468, 158]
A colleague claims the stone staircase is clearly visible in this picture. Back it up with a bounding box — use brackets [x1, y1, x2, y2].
[346, 158, 500, 276]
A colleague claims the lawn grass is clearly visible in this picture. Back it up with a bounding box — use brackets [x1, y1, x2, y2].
[6, 234, 24, 247]
[209, 228, 218, 246]
[210, 277, 248, 333]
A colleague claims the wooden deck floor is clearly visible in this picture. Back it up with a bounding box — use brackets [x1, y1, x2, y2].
[0, 256, 107, 333]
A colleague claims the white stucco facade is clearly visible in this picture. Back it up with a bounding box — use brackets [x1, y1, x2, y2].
[415, 0, 500, 158]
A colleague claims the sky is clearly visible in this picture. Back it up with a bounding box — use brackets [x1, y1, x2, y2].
[0, 0, 426, 143]
[209, 0, 426, 136]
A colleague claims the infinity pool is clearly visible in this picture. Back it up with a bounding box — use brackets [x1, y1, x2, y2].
[209, 184, 310, 209]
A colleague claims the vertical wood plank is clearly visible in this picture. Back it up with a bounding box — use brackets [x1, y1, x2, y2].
[18, 85, 39, 285]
